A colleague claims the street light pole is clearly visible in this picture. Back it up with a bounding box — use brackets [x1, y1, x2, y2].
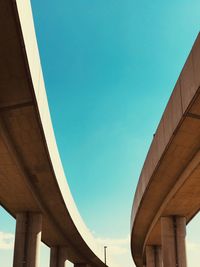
[104, 246, 107, 265]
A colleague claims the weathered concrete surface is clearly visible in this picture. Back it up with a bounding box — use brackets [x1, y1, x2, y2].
[145, 246, 162, 267]
[50, 247, 68, 267]
[131, 33, 200, 267]
[0, 1, 106, 267]
[161, 217, 187, 267]
[13, 213, 42, 267]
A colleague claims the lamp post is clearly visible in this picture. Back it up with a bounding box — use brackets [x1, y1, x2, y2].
[104, 246, 107, 265]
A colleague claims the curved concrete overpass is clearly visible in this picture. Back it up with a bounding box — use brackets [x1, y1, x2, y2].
[131, 33, 200, 267]
[0, 1, 106, 267]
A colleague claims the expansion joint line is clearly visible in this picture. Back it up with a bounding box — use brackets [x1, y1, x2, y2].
[153, 246, 157, 267]
[173, 216, 178, 267]
[0, 101, 33, 112]
[23, 212, 30, 267]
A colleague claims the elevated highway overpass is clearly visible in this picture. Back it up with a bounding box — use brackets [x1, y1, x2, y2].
[0, 1, 107, 267]
[131, 33, 200, 267]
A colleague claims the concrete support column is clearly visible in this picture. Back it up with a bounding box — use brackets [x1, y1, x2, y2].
[50, 246, 68, 267]
[13, 212, 42, 267]
[161, 216, 187, 267]
[146, 246, 162, 267]
[74, 264, 88, 267]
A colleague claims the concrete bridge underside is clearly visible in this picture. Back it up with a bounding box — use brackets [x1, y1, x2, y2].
[0, 1, 106, 267]
[131, 33, 200, 267]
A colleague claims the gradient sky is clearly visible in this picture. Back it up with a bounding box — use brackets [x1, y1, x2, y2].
[1, 0, 200, 266]
[30, 0, 200, 237]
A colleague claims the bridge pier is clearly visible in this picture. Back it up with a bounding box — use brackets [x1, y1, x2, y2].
[161, 216, 187, 267]
[146, 245, 162, 267]
[13, 212, 42, 267]
[74, 263, 89, 267]
[50, 246, 68, 267]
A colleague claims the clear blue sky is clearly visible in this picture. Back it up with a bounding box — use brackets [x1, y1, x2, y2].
[29, 0, 200, 238]
[1, 1, 200, 266]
